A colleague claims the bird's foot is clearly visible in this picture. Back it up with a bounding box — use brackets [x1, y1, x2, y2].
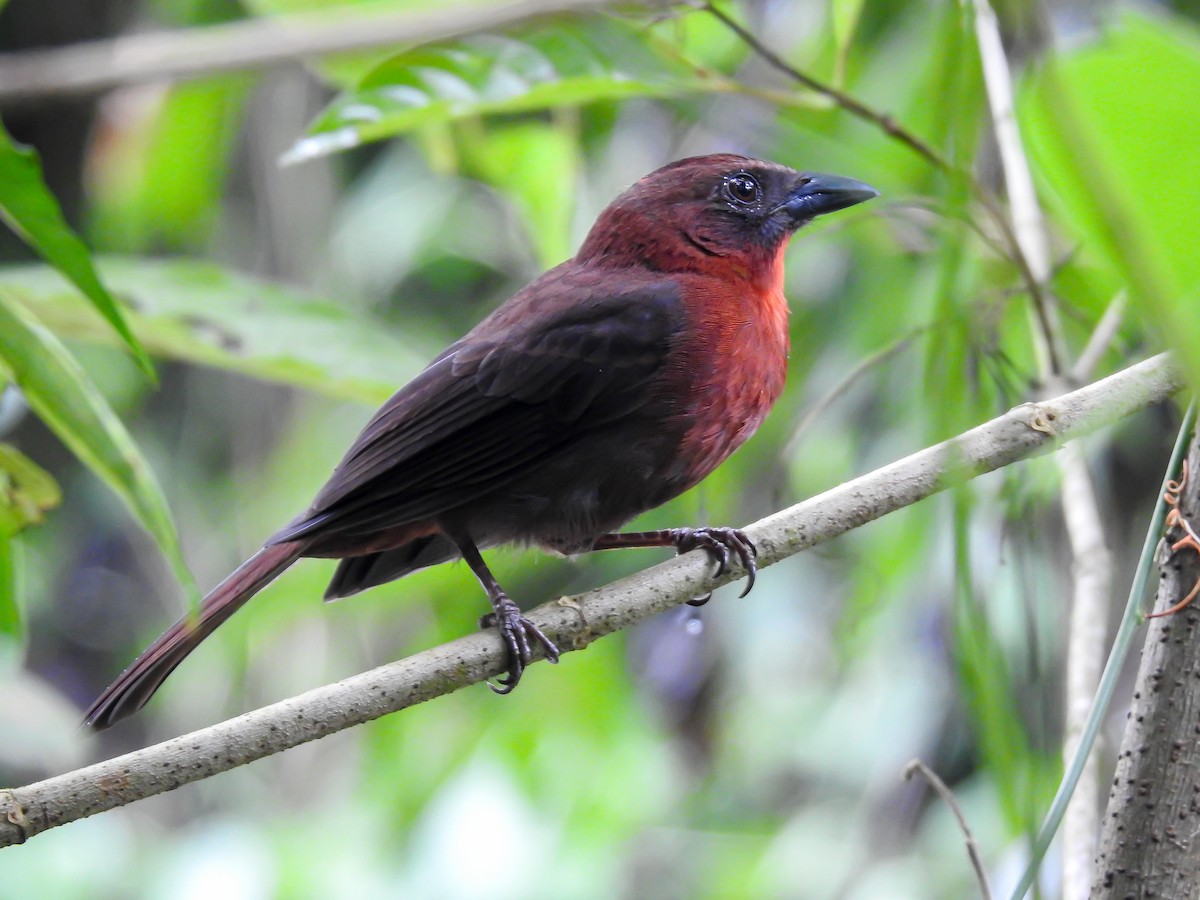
[479, 593, 560, 694]
[670, 526, 758, 604]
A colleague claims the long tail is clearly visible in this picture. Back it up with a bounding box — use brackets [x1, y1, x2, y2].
[84, 542, 305, 729]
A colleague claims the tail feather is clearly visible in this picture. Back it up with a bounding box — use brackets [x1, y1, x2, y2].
[84, 542, 305, 729]
[324, 535, 459, 600]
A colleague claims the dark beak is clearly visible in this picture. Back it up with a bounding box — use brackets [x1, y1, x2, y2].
[780, 172, 879, 222]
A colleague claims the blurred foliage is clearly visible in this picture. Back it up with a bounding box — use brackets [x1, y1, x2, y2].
[282, 18, 731, 165]
[0, 439, 58, 519]
[87, 78, 250, 253]
[0, 258, 428, 403]
[0, 0, 1195, 898]
[0, 442, 55, 638]
[0, 441, 60, 538]
[1020, 10, 1200, 385]
[0, 289, 198, 606]
[0, 124, 152, 374]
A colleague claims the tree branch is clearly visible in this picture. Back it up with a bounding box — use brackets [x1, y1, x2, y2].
[0, 0, 622, 103]
[0, 352, 1181, 849]
[1093, 422, 1200, 895]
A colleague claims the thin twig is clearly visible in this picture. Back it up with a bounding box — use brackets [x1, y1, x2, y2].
[0, 353, 1180, 849]
[697, 0, 947, 169]
[772, 326, 930, 505]
[1071, 292, 1127, 384]
[882, 199, 1014, 264]
[905, 759, 994, 900]
[699, 0, 1053, 371]
[0, 0, 622, 102]
[971, 0, 1064, 376]
[781, 328, 930, 461]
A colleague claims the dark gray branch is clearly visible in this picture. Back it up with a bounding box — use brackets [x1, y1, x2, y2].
[0, 352, 1181, 849]
[1092, 418, 1200, 896]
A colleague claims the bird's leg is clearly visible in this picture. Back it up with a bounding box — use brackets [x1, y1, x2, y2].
[587, 527, 758, 606]
[453, 535, 560, 693]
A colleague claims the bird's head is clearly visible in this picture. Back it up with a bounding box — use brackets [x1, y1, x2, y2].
[576, 154, 877, 283]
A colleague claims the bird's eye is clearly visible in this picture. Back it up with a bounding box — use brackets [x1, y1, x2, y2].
[725, 174, 761, 204]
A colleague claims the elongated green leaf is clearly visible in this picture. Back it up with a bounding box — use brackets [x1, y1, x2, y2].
[0, 289, 197, 604]
[0, 125, 154, 378]
[0, 258, 433, 404]
[284, 19, 724, 163]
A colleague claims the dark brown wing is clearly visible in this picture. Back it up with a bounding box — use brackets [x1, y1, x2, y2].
[269, 274, 684, 544]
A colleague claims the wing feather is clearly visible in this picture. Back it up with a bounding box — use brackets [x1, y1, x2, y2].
[270, 275, 683, 545]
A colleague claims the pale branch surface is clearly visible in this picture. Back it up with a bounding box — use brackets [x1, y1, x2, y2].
[0, 0, 620, 102]
[0, 352, 1181, 849]
[1092, 426, 1200, 896]
[1059, 437, 1112, 897]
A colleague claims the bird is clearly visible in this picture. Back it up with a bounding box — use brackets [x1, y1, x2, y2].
[84, 154, 877, 729]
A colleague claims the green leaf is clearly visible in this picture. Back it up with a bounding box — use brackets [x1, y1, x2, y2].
[0, 125, 155, 379]
[1020, 10, 1200, 385]
[0, 289, 197, 605]
[0, 443, 61, 535]
[283, 18, 718, 164]
[89, 78, 248, 253]
[461, 121, 578, 268]
[0, 257, 434, 404]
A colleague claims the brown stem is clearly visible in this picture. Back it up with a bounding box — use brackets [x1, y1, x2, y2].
[904, 759, 993, 900]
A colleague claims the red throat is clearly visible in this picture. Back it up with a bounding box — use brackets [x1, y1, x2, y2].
[669, 254, 791, 491]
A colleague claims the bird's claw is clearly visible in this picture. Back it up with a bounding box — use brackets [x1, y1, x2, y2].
[671, 526, 758, 599]
[479, 594, 560, 693]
